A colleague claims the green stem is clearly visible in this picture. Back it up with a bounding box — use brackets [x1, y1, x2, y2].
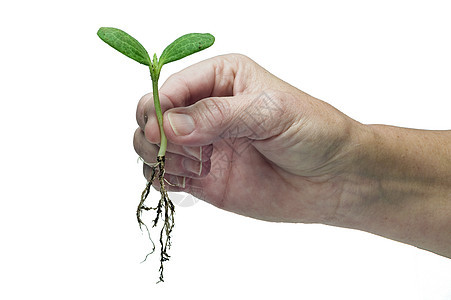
[150, 67, 167, 157]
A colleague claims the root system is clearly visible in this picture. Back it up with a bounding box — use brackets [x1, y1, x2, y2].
[137, 156, 175, 283]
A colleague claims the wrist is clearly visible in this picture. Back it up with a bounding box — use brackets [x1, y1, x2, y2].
[332, 124, 451, 256]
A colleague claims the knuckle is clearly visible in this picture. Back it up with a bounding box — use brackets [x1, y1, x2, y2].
[242, 89, 289, 139]
[211, 57, 236, 96]
[196, 98, 230, 129]
[228, 53, 254, 72]
[225, 53, 251, 64]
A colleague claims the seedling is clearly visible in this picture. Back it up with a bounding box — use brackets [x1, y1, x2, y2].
[97, 27, 215, 282]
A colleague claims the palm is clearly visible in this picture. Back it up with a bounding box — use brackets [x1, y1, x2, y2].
[189, 136, 343, 223]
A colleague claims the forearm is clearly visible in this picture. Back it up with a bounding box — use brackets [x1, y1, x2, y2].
[338, 124, 451, 257]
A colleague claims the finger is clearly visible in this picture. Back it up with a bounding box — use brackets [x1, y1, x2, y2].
[133, 128, 213, 161]
[144, 170, 187, 192]
[159, 54, 243, 107]
[136, 54, 247, 132]
[136, 92, 173, 135]
[143, 155, 211, 181]
[135, 128, 212, 177]
[142, 152, 212, 178]
[161, 91, 289, 146]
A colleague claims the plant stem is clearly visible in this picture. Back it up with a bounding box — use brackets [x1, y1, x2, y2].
[150, 67, 167, 157]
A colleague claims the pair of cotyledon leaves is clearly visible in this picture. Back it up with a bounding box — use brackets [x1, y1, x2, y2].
[97, 27, 215, 68]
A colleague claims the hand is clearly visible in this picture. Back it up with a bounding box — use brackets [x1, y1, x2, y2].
[134, 54, 451, 257]
[134, 54, 364, 223]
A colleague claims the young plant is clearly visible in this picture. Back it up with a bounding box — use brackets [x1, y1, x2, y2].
[97, 27, 215, 282]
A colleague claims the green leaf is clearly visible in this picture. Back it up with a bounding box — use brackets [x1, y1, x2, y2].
[159, 33, 215, 66]
[97, 27, 151, 66]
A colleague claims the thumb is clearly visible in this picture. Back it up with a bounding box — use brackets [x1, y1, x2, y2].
[163, 92, 285, 146]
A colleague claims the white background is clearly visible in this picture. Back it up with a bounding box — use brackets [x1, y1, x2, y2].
[1, 0, 450, 299]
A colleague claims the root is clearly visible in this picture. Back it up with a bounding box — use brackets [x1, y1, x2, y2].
[137, 156, 175, 283]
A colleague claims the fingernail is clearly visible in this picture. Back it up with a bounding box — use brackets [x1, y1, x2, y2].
[167, 112, 195, 136]
[182, 158, 202, 176]
[166, 175, 186, 188]
[183, 146, 202, 161]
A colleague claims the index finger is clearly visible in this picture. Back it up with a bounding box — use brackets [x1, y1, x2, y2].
[160, 54, 244, 108]
[136, 54, 245, 132]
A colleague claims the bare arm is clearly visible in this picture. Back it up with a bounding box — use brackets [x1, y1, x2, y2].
[336, 126, 451, 257]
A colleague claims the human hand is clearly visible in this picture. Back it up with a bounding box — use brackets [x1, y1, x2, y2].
[134, 54, 365, 223]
